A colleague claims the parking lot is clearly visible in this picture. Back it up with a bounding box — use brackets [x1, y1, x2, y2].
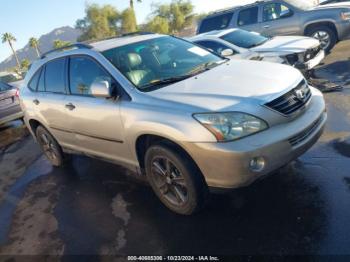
[0, 40, 350, 259]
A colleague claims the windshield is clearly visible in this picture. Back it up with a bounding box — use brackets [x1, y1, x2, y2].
[220, 29, 269, 49]
[102, 36, 224, 91]
[285, 0, 317, 10]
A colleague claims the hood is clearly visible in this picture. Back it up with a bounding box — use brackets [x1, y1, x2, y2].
[310, 2, 350, 10]
[250, 36, 320, 54]
[147, 60, 303, 111]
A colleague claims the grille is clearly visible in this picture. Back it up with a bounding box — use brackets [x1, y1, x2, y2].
[304, 46, 321, 62]
[288, 115, 323, 147]
[265, 80, 311, 116]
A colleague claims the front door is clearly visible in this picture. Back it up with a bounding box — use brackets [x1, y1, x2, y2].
[260, 2, 301, 36]
[64, 55, 132, 166]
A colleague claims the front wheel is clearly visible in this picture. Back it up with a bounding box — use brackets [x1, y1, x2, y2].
[307, 25, 337, 53]
[145, 144, 207, 215]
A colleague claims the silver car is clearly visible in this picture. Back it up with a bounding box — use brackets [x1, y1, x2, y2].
[20, 34, 327, 215]
[197, 0, 350, 52]
[0, 81, 22, 126]
[190, 28, 325, 71]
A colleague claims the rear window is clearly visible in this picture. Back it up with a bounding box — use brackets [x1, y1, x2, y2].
[45, 58, 66, 94]
[0, 82, 11, 92]
[238, 7, 259, 26]
[198, 12, 234, 34]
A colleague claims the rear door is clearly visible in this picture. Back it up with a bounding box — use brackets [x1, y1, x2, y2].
[0, 82, 19, 121]
[31, 57, 72, 146]
[260, 2, 301, 36]
[64, 55, 130, 165]
[236, 6, 261, 33]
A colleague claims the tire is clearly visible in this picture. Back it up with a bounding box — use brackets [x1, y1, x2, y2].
[306, 25, 337, 53]
[36, 125, 66, 167]
[145, 143, 208, 215]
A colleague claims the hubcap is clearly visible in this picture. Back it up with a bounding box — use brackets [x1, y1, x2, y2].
[39, 133, 58, 162]
[151, 157, 188, 206]
[312, 31, 330, 50]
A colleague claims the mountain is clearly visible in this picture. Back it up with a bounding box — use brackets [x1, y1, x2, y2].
[0, 26, 82, 71]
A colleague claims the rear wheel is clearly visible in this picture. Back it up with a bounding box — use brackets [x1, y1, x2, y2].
[36, 126, 66, 167]
[145, 143, 207, 215]
[307, 25, 337, 53]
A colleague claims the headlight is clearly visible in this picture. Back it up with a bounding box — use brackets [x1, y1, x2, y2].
[341, 11, 350, 21]
[286, 54, 299, 65]
[193, 112, 268, 142]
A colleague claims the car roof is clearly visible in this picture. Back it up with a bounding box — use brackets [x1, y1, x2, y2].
[189, 28, 239, 41]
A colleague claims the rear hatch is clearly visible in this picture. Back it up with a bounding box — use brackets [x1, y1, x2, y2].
[0, 83, 20, 119]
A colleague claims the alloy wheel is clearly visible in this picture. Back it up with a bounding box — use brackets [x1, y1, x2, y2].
[39, 133, 58, 162]
[312, 30, 330, 50]
[151, 156, 189, 206]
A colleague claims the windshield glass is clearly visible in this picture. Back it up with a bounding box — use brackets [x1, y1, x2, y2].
[220, 29, 269, 49]
[285, 0, 317, 10]
[102, 36, 224, 91]
[0, 81, 11, 92]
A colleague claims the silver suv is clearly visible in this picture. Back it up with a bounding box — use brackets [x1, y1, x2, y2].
[197, 0, 350, 52]
[20, 34, 327, 215]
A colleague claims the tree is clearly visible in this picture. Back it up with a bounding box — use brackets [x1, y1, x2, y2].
[29, 37, 41, 58]
[1, 33, 21, 69]
[21, 59, 30, 71]
[147, 0, 194, 34]
[76, 4, 119, 41]
[146, 16, 169, 34]
[53, 39, 72, 49]
[129, 0, 141, 10]
[121, 8, 138, 33]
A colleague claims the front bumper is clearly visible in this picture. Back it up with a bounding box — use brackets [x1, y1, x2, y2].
[295, 50, 325, 71]
[336, 20, 350, 41]
[183, 88, 326, 189]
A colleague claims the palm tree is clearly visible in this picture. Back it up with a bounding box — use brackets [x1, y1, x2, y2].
[129, 0, 141, 9]
[1, 33, 21, 69]
[29, 37, 40, 58]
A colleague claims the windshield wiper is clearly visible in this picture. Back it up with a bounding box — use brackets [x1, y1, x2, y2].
[139, 75, 193, 90]
[187, 61, 224, 75]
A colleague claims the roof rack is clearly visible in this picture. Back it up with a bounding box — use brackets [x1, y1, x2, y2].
[84, 31, 155, 44]
[40, 43, 93, 59]
[209, 0, 265, 16]
[120, 31, 154, 37]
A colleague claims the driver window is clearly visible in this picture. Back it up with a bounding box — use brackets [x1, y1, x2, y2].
[263, 3, 292, 22]
[69, 56, 112, 96]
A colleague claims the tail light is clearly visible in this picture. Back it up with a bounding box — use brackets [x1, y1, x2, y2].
[15, 89, 20, 97]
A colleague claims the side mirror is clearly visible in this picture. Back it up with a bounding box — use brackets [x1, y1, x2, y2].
[91, 80, 111, 98]
[220, 49, 234, 57]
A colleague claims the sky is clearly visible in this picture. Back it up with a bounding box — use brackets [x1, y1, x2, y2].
[0, 0, 252, 62]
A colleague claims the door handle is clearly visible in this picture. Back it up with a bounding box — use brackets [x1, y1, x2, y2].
[263, 25, 270, 29]
[33, 99, 40, 105]
[65, 103, 76, 111]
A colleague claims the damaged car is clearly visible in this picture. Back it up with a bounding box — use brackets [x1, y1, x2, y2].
[190, 28, 325, 72]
